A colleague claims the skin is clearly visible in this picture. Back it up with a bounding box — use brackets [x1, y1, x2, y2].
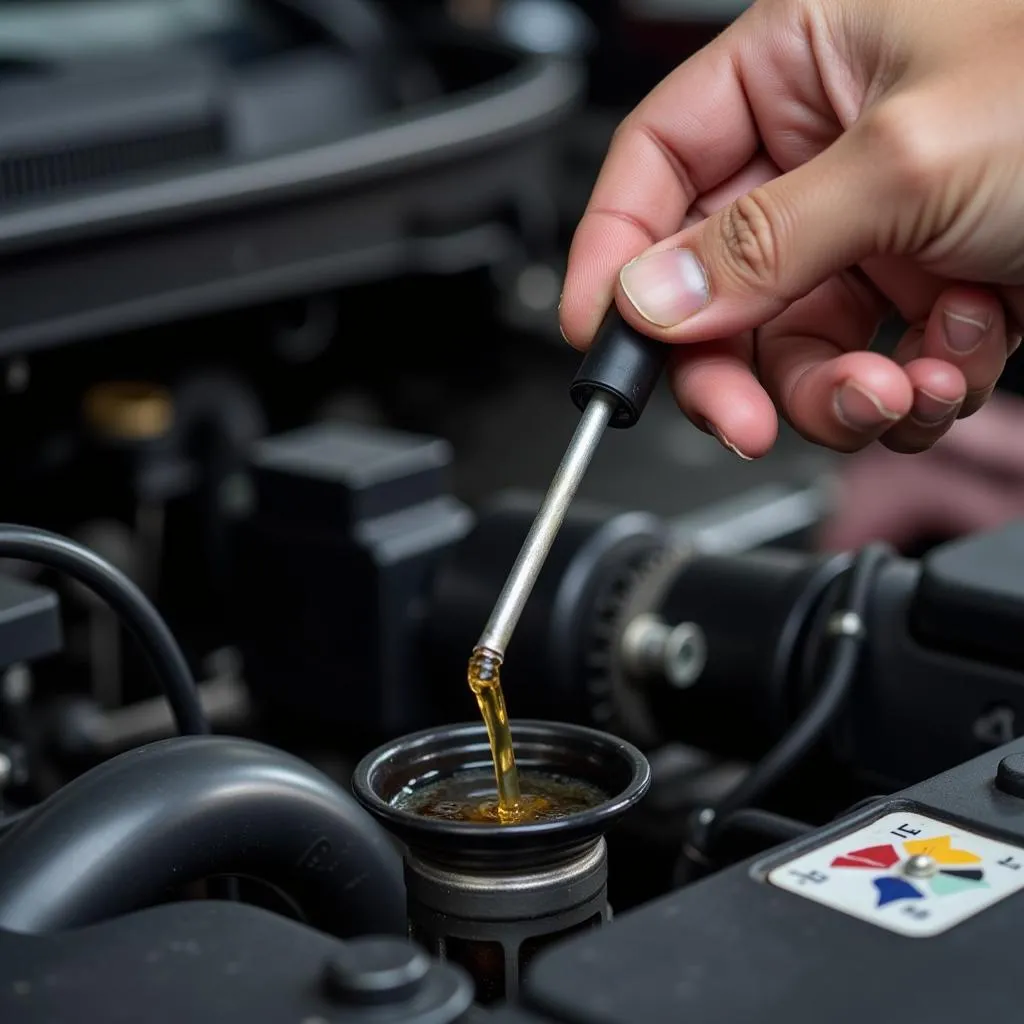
[560, 0, 1024, 459]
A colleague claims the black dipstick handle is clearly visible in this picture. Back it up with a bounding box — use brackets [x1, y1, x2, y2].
[568, 312, 669, 428]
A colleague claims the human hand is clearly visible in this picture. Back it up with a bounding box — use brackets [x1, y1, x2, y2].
[560, 0, 1024, 459]
[819, 391, 1024, 552]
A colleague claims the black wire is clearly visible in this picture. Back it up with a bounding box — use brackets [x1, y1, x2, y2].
[688, 542, 891, 861]
[675, 810, 813, 884]
[712, 808, 812, 847]
[0, 526, 208, 737]
[768, 551, 854, 717]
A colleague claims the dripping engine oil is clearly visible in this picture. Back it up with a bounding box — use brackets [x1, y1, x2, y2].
[466, 646, 522, 822]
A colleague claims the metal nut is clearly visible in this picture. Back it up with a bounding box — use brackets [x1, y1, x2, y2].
[621, 614, 706, 690]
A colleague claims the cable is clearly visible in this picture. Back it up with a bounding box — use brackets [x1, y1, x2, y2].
[768, 551, 854, 716]
[675, 809, 812, 883]
[0, 526, 208, 736]
[687, 542, 891, 863]
[0, 736, 404, 936]
[712, 808, 812, 848]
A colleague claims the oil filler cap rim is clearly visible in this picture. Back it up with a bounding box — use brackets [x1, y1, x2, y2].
[996, 753, 1024, 799]
[322, 937, 430, 1006]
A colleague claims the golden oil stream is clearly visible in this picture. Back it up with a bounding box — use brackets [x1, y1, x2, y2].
[467, 646, 522, 823]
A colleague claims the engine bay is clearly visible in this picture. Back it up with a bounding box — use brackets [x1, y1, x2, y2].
[0, 3, 1020, 1022]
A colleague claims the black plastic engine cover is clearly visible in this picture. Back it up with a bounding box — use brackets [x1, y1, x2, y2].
[519, 738, 1024, 1024]
[0, 900, 472, 1023]
[235, 421, 472, 738]
[912, 519, 1024, 672]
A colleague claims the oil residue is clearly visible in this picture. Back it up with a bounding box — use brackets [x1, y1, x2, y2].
[396, 768, 607, 824]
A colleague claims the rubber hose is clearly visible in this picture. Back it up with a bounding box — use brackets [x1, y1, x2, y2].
[0, 736, 405, 937]
[0, 525, 207, 735]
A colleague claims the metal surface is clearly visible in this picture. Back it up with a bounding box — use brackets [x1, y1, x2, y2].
[406, 839, 610, 1004]
[620, 614, 706, 690]
[598, 545, 692, 746]
[477, 392, 616, 656]
[406, 838, 607, 918]
[353, 720, 650, 1006]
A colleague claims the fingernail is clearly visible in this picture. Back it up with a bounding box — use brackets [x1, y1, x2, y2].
[559, 322, 571, 345]
[833, 381, 903, 431]
[1010, 333, 1022, 357]
[619, 249, 709, 327]
[704, 421, 752, 460]
[943, 310, 988, 353]
[910, 389, 960, 426]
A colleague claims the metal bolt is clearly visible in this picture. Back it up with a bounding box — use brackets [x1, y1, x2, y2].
[827, 610, 865, 639]
[322, 938, 430, 1007]
[621, 614, 707, 689]
[903, 854, 938, 879]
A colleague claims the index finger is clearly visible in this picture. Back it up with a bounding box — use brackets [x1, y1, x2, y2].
[560, 26, 760, 347]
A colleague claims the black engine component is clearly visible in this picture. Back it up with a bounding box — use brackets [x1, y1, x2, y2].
[235, 420, 472, 737]
[14, 2, 1019, 1021]
[427, 495, 837, 749]
[0, 2, 583, 354]
[647, 523, 1024, 790]
[0, 734, 404, 937]
[352, 719, 650, 1005]
[0, 572, 64, 805]
[911, 522, 1024, 672]
[0, 573, 61, 671]
[428, 493, 667, 728]
[5, 488, 1024, 1022]
[0, 901, 474, 1024]
[429, 504, 1024, 797]
[6, 630, 1024, 1023]
[514, 740, 1024, 1024]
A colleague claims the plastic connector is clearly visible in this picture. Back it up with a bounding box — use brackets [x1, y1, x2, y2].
[569, 313, 669, 428]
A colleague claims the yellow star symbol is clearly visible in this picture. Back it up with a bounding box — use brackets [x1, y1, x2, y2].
[903, 835, 981, 866]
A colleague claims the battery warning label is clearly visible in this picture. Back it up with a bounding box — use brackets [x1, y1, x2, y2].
[768, 812, 1024, 936]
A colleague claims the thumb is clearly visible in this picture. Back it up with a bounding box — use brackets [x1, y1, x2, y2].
[615, 130, 886, 344]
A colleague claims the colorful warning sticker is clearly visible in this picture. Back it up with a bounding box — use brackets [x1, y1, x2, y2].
[767, 812, 1024, 936]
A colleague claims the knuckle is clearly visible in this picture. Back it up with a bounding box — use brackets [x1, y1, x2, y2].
[715, 189, 784, 290]
[610, 112, 635, 146]
[860, 98, 952, 195]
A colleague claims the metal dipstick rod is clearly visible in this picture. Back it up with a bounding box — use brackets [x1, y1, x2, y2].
[475, 313, 671, 659]
[476, 391, 617, 655]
